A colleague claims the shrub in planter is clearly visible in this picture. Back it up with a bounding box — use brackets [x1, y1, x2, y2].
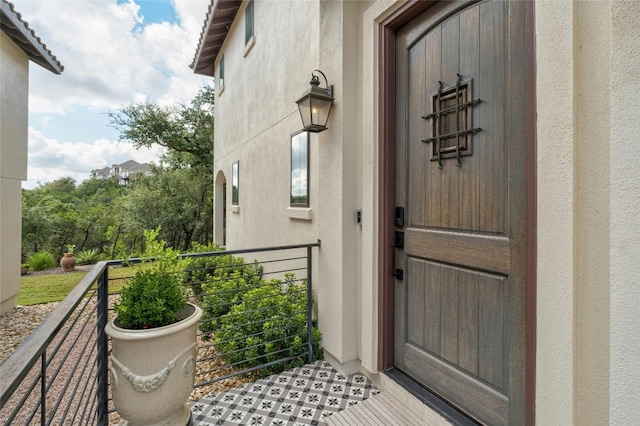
[213, 273, 322, 376]
[106, 228, 202, 425]
[114, 229, 186, 329]
[27, 251, 56, 271]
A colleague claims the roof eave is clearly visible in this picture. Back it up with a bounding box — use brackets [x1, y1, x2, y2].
[0, 0, 63, 74]
[191, 0, 242, 77]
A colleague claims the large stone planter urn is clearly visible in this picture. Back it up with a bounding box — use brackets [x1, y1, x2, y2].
[105, 303, 202, 426]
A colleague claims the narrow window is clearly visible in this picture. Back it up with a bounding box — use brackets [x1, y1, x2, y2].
[290, 131, 309, 207]
[232, 161, 239, 205]
[245, 0, 254, 46]
[218, 55, 225, 90]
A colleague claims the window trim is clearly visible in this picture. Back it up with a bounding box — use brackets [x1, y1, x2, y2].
[286, 207, 312, 221]
[290, 130, 309, 208]
[245, 0, 254, 46]
[243, 35, 255, 57]
[218, 55, 225, 95]
[231, 161, 239, 206]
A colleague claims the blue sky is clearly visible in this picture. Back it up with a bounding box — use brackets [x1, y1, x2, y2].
[123, 0, 178, 26]
[15, 0, 212, 189]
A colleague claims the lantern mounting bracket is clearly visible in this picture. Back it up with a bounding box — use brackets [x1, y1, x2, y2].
[311, 69, 333, 98]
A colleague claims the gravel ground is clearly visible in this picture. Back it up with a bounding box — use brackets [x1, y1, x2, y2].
[24, 264, 95, 277]
[1, 266, 249, 424]
[1, 265, 94, 365]
[0, 302, 59, 365]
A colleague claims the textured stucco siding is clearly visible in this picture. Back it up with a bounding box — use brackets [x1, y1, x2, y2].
[1, 31, 29, 180]
[0, 31, 29, 314]
[213, 0, 320, 251]
[609, 1, 640, 423]
[535, 2, 576, 423]
[536, 0, 640, 424]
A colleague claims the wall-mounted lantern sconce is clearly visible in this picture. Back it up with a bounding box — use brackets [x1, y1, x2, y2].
[296, 70, 334, 133]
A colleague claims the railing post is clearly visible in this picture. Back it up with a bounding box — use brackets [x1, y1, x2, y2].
[96, 266, 109, 425]
[41, 351, 46, 425]
[306, 245, 313, 364]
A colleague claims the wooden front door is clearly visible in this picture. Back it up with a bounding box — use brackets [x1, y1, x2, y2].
[393, 1, 528, 424]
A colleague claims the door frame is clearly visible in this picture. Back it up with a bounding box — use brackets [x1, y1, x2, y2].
[376, 1, 537, 424]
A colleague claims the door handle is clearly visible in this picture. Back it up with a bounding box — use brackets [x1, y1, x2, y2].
[394, 231, 404, 249]
[392, 246, 404, 281]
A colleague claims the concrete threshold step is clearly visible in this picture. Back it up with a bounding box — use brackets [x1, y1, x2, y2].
[325, 391, 433, 426]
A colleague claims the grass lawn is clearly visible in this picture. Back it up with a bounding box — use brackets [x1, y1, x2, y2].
[18, 265, 143, 306]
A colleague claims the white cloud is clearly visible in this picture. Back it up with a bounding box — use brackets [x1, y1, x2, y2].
[24, 127, 165, 189]
[39, 116, 54, 127]
[12, 0, 213, 188]
[22, 0, 211, 113]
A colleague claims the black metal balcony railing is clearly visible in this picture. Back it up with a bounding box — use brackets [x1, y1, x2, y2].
[0, 242, 320, 426]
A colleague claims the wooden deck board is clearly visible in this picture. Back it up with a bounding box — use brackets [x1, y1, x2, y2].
[325, 392, 431, 425]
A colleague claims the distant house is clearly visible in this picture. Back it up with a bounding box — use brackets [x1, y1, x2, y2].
[0, 0, 63, 314]
[192, 1, 639, 425]
[90, 159, 151, 185]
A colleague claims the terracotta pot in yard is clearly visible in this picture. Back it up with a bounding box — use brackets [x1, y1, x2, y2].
[60, 253, 76, 271]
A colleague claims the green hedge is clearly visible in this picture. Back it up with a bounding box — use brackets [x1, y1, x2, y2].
[182, 248, 323, 377]
[213, 273, 322, 376]
[182, 246, 262, 336]
[27, 251, 56, 271]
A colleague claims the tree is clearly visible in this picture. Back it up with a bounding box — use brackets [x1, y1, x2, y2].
[22, 180, 79, 258]
[108, 85, 215, 251]
[108, 86, 215, 173]
[21, 201, 53, 257]
[119, 167, 212, 251]
[22, 178, 126, 260]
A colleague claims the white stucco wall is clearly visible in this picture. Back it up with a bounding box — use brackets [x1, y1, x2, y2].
[609, 1, 640, 422]
[573, 2, 612, 424]
[213, 0, 320, 252]
[316, 0, 361, 371]
[357, 0, 401, 375]
[536, 0, 640, 424]
[342, 0, 403, 377]
[0, 31, 29, 315]
[535, 2, 577, 423]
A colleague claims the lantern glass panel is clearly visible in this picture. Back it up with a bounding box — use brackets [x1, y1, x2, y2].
[297, 97, 312, 129]
[310, 97, 332, 128]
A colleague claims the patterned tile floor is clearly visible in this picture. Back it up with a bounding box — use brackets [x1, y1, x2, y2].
[189, 360, 380, 425]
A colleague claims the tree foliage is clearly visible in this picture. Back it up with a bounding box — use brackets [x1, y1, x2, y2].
[22, 86, 215, 262]
[22, 178, 124, 260]
[108, 86, 214, 173]
[119, 166, 213, 251]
